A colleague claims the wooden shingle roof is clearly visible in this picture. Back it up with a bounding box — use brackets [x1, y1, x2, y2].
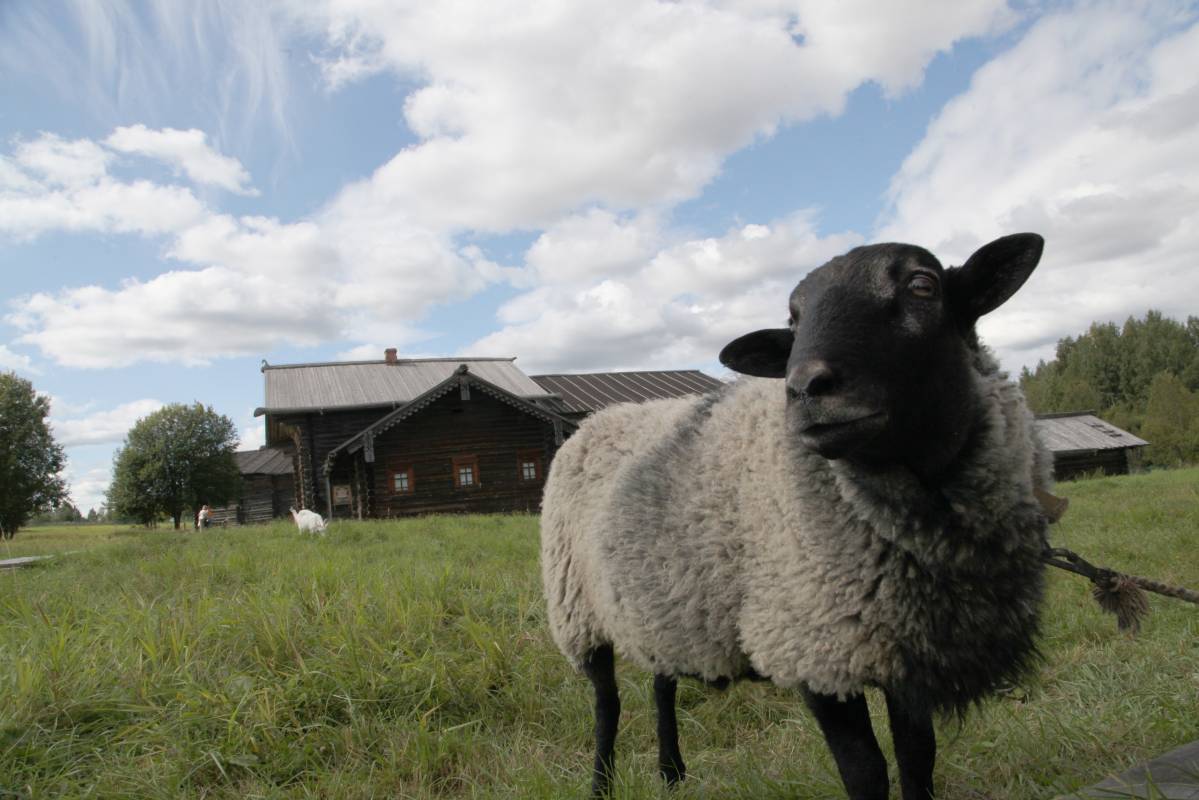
[234, 446, 294, 476]
[256, 357, 551, 415]
[530, 370, 724, 415]
[1033, 412, 1148, 455]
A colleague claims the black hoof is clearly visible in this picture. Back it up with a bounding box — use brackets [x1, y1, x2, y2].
[659, 760, 686, 787]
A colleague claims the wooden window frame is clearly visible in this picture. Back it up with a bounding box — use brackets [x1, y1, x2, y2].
[393, 466, 414, 495]
[332, 483, 352, 506]
[518, 449, 543, 482]
[452, 455, 480, 489]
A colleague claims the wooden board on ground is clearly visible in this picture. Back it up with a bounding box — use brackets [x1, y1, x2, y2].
[0, 555, 54, 569]
[1057, 740, 1199, 799]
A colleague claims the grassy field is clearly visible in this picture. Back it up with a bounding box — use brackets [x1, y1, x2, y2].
[1, 469, 1196, 799]
[0, 524, 139, 560]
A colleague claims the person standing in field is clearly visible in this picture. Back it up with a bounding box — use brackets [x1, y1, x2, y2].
[198, 504, 211, 530]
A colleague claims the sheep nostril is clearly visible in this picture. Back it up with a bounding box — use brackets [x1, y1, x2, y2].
[804, 366, 835, 397]
[790, 360, 836, 398]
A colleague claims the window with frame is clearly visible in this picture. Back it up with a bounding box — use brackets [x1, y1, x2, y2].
[452, 455, 479, 489]
[518, 449, 542, 482]
[393, 466, 414, 495]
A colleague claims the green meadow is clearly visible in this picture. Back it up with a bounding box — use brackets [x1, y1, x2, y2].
[2, 469, 1197, 799]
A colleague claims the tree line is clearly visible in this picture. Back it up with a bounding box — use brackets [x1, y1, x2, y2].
[0, 370, 242, 540]
[1019, 310, 1199, 467]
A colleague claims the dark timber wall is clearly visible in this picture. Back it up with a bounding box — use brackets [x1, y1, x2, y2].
[343, 391, 555, 517]
[1053, 448, 1132, 481]
[275, 408, 391, 512]
[209, 473, 295, 526]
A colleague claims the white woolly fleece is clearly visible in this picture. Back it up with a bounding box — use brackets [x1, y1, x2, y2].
[541, 354, 1051, 710]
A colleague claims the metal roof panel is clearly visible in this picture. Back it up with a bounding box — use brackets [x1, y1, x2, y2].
[261, 358, 550, 413]
[530, 370, 724, 414]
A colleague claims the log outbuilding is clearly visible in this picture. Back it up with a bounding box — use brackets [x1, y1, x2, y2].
[1032, 411, 1148, 481]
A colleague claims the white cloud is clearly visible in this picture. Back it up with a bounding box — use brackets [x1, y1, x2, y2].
[0, 344, 34, 372]
[3, 129, 480, 368]
[0, 3, 295, 157]
[877, 6, 1199, 370]
[11, 267, 342, 368]
[12, 134, 111, 186]
[51, 398, 164, 447]
[0, 132, 209, 240]
[472, 213, 861, 372]
[63, 464, 113, 515]
[106, 125, 258, 195]
[237, 410, 266, 451]
[293, 0, 1013, 231]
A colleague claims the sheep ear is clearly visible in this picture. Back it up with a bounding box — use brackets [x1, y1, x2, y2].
[946, 233, 1043, 323]
[719, 329, 792, 378]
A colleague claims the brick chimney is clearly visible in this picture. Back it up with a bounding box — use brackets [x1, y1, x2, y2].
[384, 348, 398, 364]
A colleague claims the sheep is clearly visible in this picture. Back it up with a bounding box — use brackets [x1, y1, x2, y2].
[540, 234, 1052, 800]
[289, 506, 327, 535]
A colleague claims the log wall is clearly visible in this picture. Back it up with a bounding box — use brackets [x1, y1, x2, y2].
[336, 391, 554, 517]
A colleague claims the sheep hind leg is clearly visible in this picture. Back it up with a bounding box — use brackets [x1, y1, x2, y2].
[884, 690, 935, 800]
[653, 674, 686, 785]
[582, 645, 620, 797]
[801, 689, 888, 800]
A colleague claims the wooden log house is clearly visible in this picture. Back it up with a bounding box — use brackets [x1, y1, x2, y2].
[249, 350, 726, 520]
[255, 351, 579, 519]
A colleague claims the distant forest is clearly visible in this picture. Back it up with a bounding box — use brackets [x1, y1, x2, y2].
[1019, 311, 1199, 467]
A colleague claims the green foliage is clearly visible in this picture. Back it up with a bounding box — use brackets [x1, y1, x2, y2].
[0, 372, 66, 539]
[1020, 310, 1199, 466]
[1, 485, 1196, 798]
[32, 501, 83, 524]
[108, 402, 241, 530]
[1141, 372, 1199, 467]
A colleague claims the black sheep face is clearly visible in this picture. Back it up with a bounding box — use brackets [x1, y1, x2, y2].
[720, 233, 1044, 479]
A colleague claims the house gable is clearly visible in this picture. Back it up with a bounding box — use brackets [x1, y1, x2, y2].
[327, 382, 562, 517]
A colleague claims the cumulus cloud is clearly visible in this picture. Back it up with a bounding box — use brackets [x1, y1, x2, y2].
[0, 344, 34, 372]
[51, 398, 164, 447]
[11, 267, 342, 368]
[0, 132, 210, 240]
[105, 125, 258, 195]
[472, 213, 861, 372]
[237, 410, 267, 451]
[63, 464, 113, 515]
[294, 0, 1012, 231]
[878, 5, 1199, 369]
[2, 129, 478, 367]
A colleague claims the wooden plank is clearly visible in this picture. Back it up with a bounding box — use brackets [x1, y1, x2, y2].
[1056, 740, 1199, 799]
[0, 555, 54, 569]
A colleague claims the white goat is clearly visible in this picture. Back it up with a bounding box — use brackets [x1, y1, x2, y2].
[289, 506, 327, 535]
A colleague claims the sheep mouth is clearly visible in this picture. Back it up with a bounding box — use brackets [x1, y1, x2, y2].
[798, 411, 887, 458]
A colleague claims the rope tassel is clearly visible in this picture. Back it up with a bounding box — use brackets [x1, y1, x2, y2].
[1042, 546, 1198, 634]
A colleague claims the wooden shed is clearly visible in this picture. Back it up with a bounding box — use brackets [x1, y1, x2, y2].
[1033, 412, 1148, 481]
[209, 446, 296, 525]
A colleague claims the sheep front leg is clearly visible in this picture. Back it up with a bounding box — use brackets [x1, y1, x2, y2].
[582, 645, 621, 797]
[653, 674, 686, 785]
[884, 690, 935, 799]
[802, 689, 888, 800]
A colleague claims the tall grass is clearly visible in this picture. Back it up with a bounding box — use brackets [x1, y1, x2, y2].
[1, 469, 1196, 799]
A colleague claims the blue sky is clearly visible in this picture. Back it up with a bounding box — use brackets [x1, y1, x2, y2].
[2, 1, 1197, 512]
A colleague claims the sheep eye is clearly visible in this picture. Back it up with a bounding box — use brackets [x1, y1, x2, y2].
[908, 274, 937, 298]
